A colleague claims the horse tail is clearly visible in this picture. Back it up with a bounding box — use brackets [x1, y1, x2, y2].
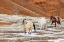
[33, 23, 36, 31]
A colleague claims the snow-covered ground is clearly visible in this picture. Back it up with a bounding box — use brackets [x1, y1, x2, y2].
[0, 14, 64, 42]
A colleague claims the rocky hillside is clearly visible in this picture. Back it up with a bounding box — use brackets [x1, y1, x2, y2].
[0, 0, 47, 17]
[0, 0, 64, 18]
[29, 0, 64, 18]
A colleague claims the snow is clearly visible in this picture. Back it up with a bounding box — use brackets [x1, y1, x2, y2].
[54, 39, 64, 42]
[16, 33, 39, 37]
[0, 14, 64, 42]
[3, 38, 17, 40]
[47, 28, 56, 31]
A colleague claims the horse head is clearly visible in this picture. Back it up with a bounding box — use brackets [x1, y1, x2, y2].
[50, 16, 54, 21]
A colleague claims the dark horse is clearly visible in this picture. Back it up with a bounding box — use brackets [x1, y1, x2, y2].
[50, 16, 61, 27]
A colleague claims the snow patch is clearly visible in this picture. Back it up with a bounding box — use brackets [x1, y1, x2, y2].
[54, 39, 64, 42]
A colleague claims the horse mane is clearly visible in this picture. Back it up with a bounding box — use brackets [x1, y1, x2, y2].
[23, 19, 26, 24]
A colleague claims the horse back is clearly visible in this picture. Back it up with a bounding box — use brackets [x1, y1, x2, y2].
[24, 21, 33, 28]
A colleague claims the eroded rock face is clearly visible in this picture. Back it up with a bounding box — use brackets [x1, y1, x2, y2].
[0, 0, 64, 18]
[60, 0, 64, 3]
[28, 0, 64, 18]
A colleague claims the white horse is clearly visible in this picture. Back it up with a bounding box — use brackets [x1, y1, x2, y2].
[38, 17, 47, 30]
[23, 19, 33, 34]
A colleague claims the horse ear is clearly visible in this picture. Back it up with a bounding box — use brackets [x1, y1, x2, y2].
[24, 19, 26, 20]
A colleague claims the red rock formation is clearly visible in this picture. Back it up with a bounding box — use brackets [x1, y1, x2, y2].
[29, 0, 64, 18]
[0, 22, 11, 25]
[0, 0, 64, 18]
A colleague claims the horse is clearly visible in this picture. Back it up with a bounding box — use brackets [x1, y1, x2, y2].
[38, 17, 47, 30]
[23, 19, 33, 34]
[50, 16, 61, 27]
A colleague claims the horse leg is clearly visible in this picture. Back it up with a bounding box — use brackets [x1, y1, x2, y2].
[55, 22, 56, 27]
[24, 28, 26, 34]
[43, 24, 47, 30]
[51, 21, 53, 25]
[29, 27, 31, 34]
[59, 21, 61, 25]
[40, 24, 42, 30]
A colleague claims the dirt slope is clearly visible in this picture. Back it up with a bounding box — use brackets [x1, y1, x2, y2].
[29, 0, 64, 18]
[0, 0, 64, 18]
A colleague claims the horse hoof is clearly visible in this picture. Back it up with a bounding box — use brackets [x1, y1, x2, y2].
[34, 30, 36, 32]
[25, 32, 27, 34]
[29, 32, 31, 34]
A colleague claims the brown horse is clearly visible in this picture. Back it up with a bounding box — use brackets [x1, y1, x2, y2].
[50, 16, 61, 27]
